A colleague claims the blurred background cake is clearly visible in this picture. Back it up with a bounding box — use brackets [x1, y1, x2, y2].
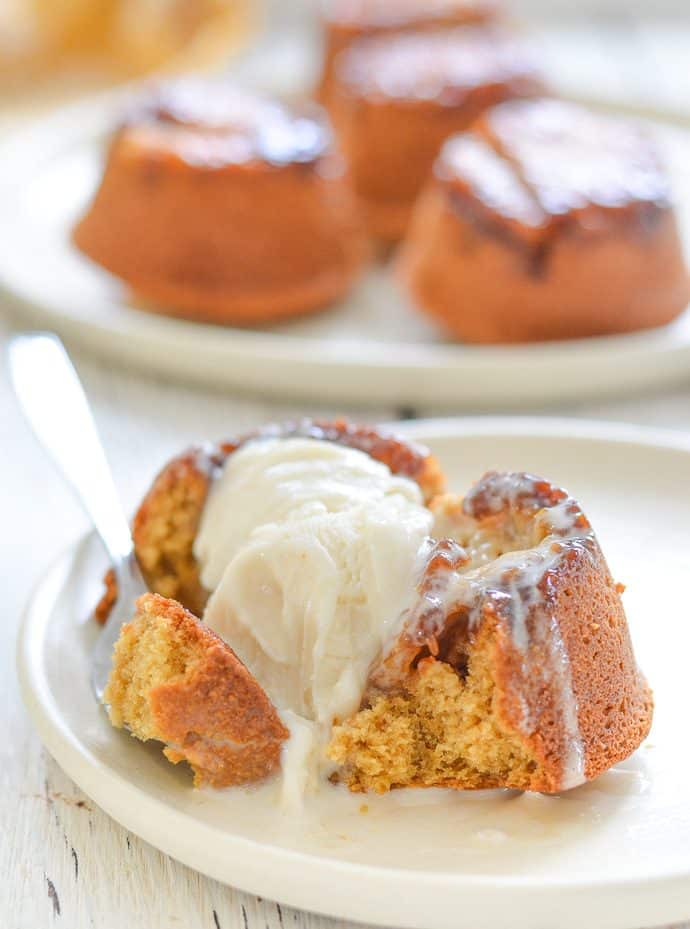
[4, 0, 688, 341]
[327, 27, 544, 246]
[397, 98, 690, 342]
[73, 81, 367, 323]
[2, 0, 254, 83]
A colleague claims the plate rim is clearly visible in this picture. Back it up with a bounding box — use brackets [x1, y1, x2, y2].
[2, 95, 690, 407]
[16, 417, 690, 929]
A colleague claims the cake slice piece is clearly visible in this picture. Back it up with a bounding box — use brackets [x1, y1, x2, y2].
[104, 593, 289, 787]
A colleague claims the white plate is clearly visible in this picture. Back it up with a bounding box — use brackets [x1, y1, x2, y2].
[2, 96, 690, 409]
[17, 418, 690, 929]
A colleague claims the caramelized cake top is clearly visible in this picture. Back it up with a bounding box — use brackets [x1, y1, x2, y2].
[121, 80, 332, 169]
[325, 0, 497, 29]
[437, 98, 672, 244]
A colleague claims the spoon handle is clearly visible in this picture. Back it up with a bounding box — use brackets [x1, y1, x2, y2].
[8, 333, 134, 568]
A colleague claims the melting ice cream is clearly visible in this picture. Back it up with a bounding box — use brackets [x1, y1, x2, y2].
[194, 437, 434, 791]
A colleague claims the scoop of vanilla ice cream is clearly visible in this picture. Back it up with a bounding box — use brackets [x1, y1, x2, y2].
[193, 437, 433, 783]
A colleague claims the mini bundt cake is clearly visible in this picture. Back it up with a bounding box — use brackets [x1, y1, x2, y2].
[328, 28, 544, 245]
[318, 0, 500, 103]
[104, 592, 288, 787]
[100, 421, 652, 795]
[73, 81, 367, 324]
[398, 97, 690, 342]
[328, 472, 653, 792]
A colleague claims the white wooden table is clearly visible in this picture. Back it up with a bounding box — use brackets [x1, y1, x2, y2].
[3, 15, 690, 929]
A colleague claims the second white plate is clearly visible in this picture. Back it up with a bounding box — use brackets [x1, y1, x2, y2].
[1, 96, 690, 408]
[17, 418, 690, 929]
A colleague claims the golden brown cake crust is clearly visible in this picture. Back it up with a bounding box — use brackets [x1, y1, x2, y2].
[484, 539, 653, 790]
[534, 540, 654, 784]
[96, 419, 445, 623]
[105, 593, 289, 787]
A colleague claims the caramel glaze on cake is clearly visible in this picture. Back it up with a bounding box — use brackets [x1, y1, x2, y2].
[95, 419, 445, 624]
[318, 0, 500, 103]
[328, 28, 544, 245]
[73, 81, 367, 324]
[398, 97, 690, 342]
[328, 471, 653, 793]
[105, 593, 288, 787]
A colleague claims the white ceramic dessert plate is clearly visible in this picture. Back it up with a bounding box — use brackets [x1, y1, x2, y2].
[2, 96, 690, 408]
[17, 418, 690, 929]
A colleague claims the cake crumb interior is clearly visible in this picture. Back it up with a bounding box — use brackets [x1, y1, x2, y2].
[328, 626, 538, 793]
[105, 608, 201, 741]
[134, 463, 209, 617]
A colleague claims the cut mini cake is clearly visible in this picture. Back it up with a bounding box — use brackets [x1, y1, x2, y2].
[100, 421, 652, 793]
[328, 473, 653, 792]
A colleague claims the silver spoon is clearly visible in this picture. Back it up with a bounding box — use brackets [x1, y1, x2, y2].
[8, 332, 148, 701]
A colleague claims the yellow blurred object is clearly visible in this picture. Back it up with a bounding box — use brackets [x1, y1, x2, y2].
[30, 0, 114, 58]
[106, 0, 257, 75]
[3, 0, 257, 84]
